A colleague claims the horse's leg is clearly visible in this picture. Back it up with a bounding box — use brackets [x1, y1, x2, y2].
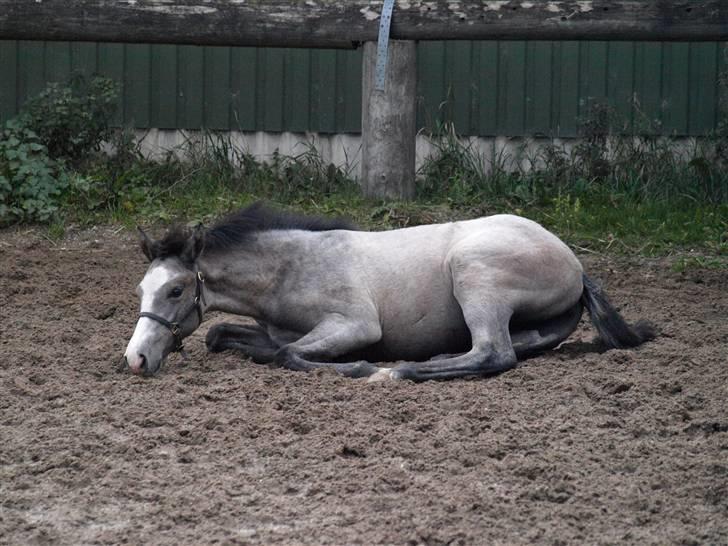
[510, 302, 583, 359]
[205, 323, 279, 363]
[418, 303, 582, 364]
[275, 314, 383, 378]
[375, 301, 518, 382]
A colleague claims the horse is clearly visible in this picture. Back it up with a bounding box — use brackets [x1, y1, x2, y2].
[122, 202, 655, 381]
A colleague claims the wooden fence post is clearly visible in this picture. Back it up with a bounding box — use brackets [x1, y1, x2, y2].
[361, 40, 417, 200]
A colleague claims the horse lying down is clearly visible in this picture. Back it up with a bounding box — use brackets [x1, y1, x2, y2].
[123, 203, 655, 381]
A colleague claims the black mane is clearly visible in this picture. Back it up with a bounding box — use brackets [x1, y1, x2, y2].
[148, 202, 356, 260]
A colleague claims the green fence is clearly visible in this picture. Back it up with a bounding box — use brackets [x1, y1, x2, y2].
[0, 40, 725, 137]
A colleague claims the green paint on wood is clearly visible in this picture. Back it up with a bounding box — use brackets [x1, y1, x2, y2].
[45, 42, 71, 83]
[1, 40, 725, 137]
[230, 47, 257, 131]
[0, 40, 18, 121]
[347, 49, 363, 133]
[18, 41, 45, 104]
[336, 49, 361, 133]
[635, 42, 663, 133]
[312, 50, 337, 134]
[177, 45, 204, 129]
[662, 43, 690, 134]
[204, 46, 231, 130]
[499, 41, 527, 136]
[261, 48, 285, 132]
[607, 42, 635, 132]
[476, 42, 499, 137]
[447, 41, 473, 134]
[688, 42, 718, 135]
[97, 43, 124, 125]
[556, 42, 580, 137]
[125, 44, 151, 127]
[416, 41, 445, 132]
[526, 41, 553, 135]
[71, 42, 97, 75]
[151, 44, 177, 129]
[284, 49, 310, 133]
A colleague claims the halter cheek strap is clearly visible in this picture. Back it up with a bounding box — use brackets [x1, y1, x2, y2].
[139, 271, 206, 352]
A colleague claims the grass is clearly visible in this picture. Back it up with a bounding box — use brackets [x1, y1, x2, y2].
[671, 255, 727, 273]
[5, 76, 724, 267]
[50, 125, 727, 264]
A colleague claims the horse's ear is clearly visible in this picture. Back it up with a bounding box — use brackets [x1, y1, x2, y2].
[181, 224, 205, 264]
[138, 227, 156, 262]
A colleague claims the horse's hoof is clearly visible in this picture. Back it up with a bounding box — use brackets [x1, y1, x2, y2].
[367, 367, 395, 382]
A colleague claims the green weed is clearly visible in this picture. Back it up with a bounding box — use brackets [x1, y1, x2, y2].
[2, 74, 727, 260]
[671, 255, 727, 272]
[0, 119, 68, 224]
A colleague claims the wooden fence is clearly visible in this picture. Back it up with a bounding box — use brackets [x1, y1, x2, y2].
[1, 1, 727, 197]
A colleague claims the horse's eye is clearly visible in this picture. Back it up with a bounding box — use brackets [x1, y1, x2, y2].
[168, 287, 184, 298]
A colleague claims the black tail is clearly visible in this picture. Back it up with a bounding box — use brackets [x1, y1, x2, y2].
[580, 274, 656, 349]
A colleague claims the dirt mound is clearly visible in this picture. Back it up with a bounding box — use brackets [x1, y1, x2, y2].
[1, 227, 726, 545]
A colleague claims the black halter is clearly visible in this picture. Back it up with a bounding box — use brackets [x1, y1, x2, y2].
[139, 271, 206, 352]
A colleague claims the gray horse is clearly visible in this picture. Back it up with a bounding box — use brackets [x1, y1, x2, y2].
[123, 203, 654, 381]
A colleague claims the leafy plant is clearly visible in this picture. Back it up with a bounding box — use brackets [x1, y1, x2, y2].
[0, 119, 68, 224]
[0, 74, 120, 224]
[19, 74, 118, 166]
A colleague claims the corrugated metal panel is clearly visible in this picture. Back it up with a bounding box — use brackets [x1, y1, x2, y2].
[0, 40, 17, 122]
[0, 40, 725, 137]
[98, 43, 124, 126]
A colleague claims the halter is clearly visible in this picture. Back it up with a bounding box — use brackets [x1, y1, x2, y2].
[139, 271, 206, 352]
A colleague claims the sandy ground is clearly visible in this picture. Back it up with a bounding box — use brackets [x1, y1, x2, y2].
[0, 225, 726, 545]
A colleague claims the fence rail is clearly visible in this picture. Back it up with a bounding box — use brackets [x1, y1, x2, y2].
[1, 1, 727, 47]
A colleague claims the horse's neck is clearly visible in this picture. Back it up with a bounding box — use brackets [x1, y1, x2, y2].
[197, 234, 300, 319]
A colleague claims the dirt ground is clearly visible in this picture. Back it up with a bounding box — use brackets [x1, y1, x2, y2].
[0, 224, 726, 546]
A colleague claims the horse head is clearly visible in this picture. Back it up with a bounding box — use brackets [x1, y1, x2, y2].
[123, 226, 205, 376]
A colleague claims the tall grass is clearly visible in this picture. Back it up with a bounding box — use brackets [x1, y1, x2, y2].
[65, 131, 362, 225]
[57, 119, 727, 257]
[9, 73, 722, 258]
[418, 106, 728, 206]
[56, 101, 727, 257]
[412, 102, 727, 256]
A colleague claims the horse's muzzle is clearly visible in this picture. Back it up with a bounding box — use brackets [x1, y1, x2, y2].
[122, 354, 152, 376]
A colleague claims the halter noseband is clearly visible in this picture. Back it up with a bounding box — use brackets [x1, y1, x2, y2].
[139, 271, 206, 352]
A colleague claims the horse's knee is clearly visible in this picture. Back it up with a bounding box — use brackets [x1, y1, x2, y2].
[275, 346, 304, 370]
[468, 341, 516, 372]
[273, 346, 320, 372]
[273, 345, 318, 372]
[485, 348, 517, 374]
[205, 325, 225, 352]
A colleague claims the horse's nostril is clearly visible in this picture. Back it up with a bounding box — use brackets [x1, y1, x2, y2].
[127, 354, 148, 375]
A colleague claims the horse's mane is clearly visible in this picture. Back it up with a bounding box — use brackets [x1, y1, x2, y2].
[205, 202, 356, 251]
[148, 202, 356, 259]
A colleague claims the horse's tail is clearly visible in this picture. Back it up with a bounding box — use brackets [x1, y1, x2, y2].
[580, 274, 656, 349]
